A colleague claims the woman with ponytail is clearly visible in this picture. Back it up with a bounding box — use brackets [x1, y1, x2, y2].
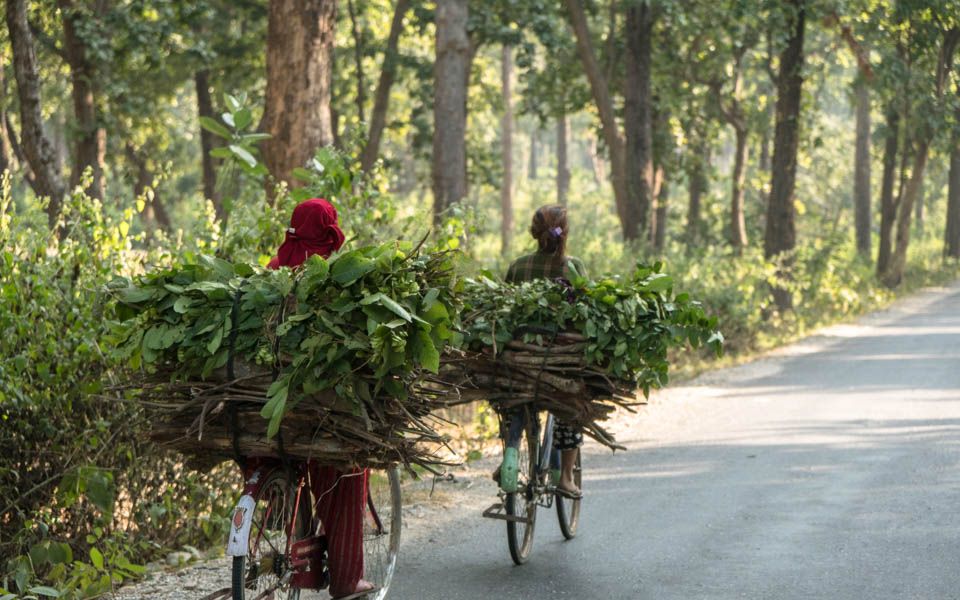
[504, 204, 585, 498]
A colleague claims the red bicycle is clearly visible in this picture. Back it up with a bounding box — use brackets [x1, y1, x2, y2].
[225, 458, 401, 600]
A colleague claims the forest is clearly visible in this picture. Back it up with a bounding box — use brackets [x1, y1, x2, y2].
[2, 0, 960, 597]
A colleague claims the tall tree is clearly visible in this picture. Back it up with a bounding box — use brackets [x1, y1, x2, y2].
[500, 44, 514, 256]
[622, 1, 655, 241]
[58, 0, 107, 200]
[6, 0, 66, 229]
[260, 0, 337, 191]
[431, 0, 471, 226]
[557, 113, 570, 206]
[360, 0, 411, 173]
[883, 25, 960, 287]
[195, 69, 223, 217]
[0, 46, 14, 175]
[853, 75, 872, 256]
[876, 107, 900, 275]
[763, 0, 806, 312]
[945, 100, 960, 258]
[565, 0, 630, 238]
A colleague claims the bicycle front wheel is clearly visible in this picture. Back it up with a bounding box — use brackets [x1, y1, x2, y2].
[231, 470, 310, 600]
[505, 415, 538, 565]
[556, 450, 581, 539]
[362, 467, 402, 600]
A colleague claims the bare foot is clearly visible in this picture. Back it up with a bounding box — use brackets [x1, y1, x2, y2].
[332, 580, 376, 599]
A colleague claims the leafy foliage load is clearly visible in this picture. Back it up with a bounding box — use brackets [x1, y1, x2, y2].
[104, 242, 461, 469]
[440, 263, 723, 448]
[461, 263, 723, 394]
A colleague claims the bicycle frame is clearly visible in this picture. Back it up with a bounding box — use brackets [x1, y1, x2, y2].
[226, 459, 328, 590]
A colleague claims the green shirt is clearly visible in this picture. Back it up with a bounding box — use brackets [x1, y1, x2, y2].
[505, 252, 587, 284]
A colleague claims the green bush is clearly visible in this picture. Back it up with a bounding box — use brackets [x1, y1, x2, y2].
[0, 175, 237, 599]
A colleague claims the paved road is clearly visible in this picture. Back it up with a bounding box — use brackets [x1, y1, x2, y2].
[389, 281, 960, 600]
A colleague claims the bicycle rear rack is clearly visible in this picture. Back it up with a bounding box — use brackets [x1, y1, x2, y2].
[482, 502, 533, 524]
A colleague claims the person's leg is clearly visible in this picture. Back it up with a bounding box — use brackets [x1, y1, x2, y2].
[309, 465, 373, 598]
[553, 420, 582, 496]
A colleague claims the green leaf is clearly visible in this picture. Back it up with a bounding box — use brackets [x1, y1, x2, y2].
[360, 293, 412, 322]
[266, 394, 287, 439]
[228, 145, 258, 168]
[210, 147, 233, 159]
[120, 287, 155, 303]
[90, 547, 104, 570]
[331, 251, 375, 286]
[234, 108, 253, 130]
[413, 330, 440, 373]
[240, 133, 272, 143]
[198, 116, 232, 139]
[644, 274, 673, 292]
[27, 587, 61, 598]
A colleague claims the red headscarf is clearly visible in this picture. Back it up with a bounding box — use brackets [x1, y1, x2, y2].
[268, 198, 346, 269]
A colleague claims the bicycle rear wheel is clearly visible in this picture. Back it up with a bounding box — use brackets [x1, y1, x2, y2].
[505, 414, 538, 565]
[232, 470, 310, 600]
[362, 467, 402, 600]
[556, 451, 581, 539]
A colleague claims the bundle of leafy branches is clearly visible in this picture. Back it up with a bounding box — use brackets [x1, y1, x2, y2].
[103, 241, 461, 474]
[439, 263, 723, 450]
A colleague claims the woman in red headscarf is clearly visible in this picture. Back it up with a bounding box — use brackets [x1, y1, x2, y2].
[267, 198, 374, 598]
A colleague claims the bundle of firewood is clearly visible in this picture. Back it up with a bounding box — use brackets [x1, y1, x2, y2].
[437, 333, 642, 451]
[120, 360, 456, 473]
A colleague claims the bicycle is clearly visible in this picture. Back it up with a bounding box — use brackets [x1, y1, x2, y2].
[483, 404, 582, 565]
[224, 457, 402, 600]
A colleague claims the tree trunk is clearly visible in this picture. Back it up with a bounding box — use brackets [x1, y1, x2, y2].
[6, 0, 66, 229]
[346, 0, 366, 124]
[654, 175, 668, 250]
[883, 146, 929, 287]
[876, 108, 900, 276]
[557, 113, 570, 206]
[759, 107, 772, 171]
[261, 0, 337, 192]
[763, 0, 806, 312]
[649, 163, 663, 243]
[587, 134, 606, 185]
[622, 1, 654, 241]
[360, 0, 410, 173]
[914, 176, 924, 232]
[686, 141, 708, 248]
[500, 45, 514, 257]
[0, 48, 13, 175]
[529, 129, 539, 179]
[945, 106, 960, 258]
[730, 125, 749, 249]
[566, 0, 628, 237]
[431, 0, 470, 227]
[195, 70, 224, 218]
[59, 0, 106, 200]
[853, 76, 872, 256]
[945, 125, 960, 258]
